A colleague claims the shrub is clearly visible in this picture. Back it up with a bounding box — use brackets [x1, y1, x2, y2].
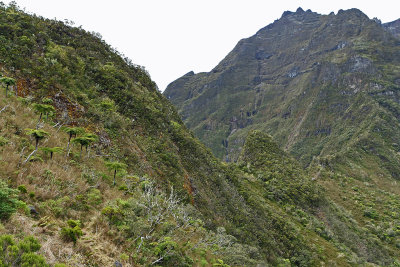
[200, 259, 209, 266]
[152, 237, 193, 266]
[42, 169, 54, 180]
[41, 98, 53, 104]
[0, 136, 9, 146]
[120, 253, 129, 261]
[87, 189, 102, 206]
[0, 235, 48, 266]
[118, 184, 128, 191]
[41, 197, 69, 218]
[17, 96, 33, 105]
[101, 205, 122, 225]
[21, 252, 48, 267]
[0, 181, 20, 220]
[18, 236, 41, 254]
[364, 208, 379, 219]
[67, 219, 80, 228]
[99, 98, 115, 112]
[18, 185, 27, 194]
[60, 220, 83, 244]
[29, 155, 43, 162]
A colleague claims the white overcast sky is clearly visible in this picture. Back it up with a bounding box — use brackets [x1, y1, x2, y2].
[2, 0, 400, 91]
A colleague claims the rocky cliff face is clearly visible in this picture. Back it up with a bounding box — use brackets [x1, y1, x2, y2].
[384, 18, 400, 39]
[165, 8, 400, 180]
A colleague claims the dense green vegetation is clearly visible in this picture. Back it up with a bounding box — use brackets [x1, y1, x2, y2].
[238, 130, 321, 207]
[0, 181, 20, 220]
[0, 235, 49, 266]
[0, 3, 400, 266]
[165, 7, 400, 266]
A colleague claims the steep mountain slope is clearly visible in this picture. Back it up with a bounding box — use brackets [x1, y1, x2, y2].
[1, 3, 400, 266]
[164, 8, 400, 265]
[165, 8, 400, 181]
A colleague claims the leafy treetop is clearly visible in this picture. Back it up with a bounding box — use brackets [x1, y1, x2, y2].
[105, 161, 127, 186]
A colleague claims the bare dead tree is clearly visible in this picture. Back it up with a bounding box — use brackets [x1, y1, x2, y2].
[17, 146, 27, 168]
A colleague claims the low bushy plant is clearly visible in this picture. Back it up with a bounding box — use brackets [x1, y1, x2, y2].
[0, 235, 48, 266]
[17, 185, 27, 194]
[0, 136, 8, 146]
[0, 181, 20, 220]
[87, 188, 102, 206]
[60, 220, 83, 244]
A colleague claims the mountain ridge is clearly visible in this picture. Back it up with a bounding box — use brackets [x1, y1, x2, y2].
[165, 8, 400, 172]
[165, 8, 400, 264]
[1, 3, 400, 266]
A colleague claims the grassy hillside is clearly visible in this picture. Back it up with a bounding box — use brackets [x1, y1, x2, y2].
[1, 3, 400, 266]
[0, 90, 231, 266]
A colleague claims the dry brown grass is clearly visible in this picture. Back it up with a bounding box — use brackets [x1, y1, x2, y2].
[0, 94, 134, 265]
[1, 213, 122, 266]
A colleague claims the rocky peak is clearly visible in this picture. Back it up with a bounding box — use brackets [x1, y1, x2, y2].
[165, 7, 400, 166]
[281, 7, 312, 16]
[280, 7, 319, 20]
[183, 70, 195, 77]
[337, 8, 368, 17]
[281, 8, 371, 25]
[334, 9, 372, 29]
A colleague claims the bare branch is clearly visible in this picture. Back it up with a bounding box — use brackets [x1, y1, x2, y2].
[136, 236, 144, 253]
[52, 121, 61, 128]
[151, 247, 173, 265]
[0, 105, 9, 113]
[23, 148, 37, 164]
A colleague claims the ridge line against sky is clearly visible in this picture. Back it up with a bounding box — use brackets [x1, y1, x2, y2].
[2, 0, 400, 91]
